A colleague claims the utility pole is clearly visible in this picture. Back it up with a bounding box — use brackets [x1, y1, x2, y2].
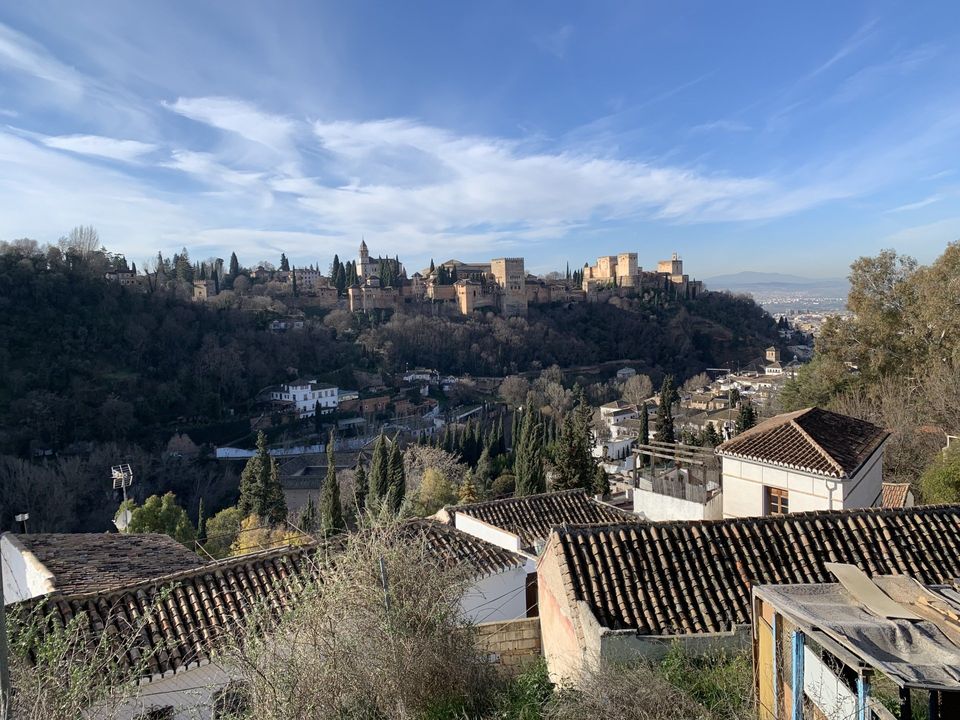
[1, 558, 12, 720]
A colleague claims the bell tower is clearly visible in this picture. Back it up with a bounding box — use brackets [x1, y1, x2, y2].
[358, 237, 370, 281]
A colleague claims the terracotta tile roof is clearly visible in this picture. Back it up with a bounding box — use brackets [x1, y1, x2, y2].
[881, 482, 913, 508]
[448, 489, 638, 549]
[7, 533, 204, 596]
[717, 407, 889, 478]
[25, 520, 522, 680]
[548, 505, 960, 636]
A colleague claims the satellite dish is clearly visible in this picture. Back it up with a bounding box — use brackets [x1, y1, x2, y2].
[114, 509, 132, 532]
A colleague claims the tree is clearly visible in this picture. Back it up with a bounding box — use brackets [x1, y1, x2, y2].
[59, 225, 101, 259]
[368, 434, 390, 510]
[703, 423, 721, 447]
[298, 496, 318, 533]
[499, 375, 530, 408]
[319, 432, 345, 534]
[417, 468, 456, 515]
[639, 402, 649, 445]
[735, 401, 757, 434]
[458, 471, 480, 503]
[591, 464, 608, 497]
[353, 457, 368, 514]
[238, 431, 287, 525]
[655, 377, 676, 444]
[203, 505, 244, 559]
[683, 372, 712, 392]
[514, 410, 545, 496]
[475, 446, 493, 487]
[553, 412, 581, 491]
[280, 253, 290, 272]
[919, 446, 960, 503]
[387, 442, 406, 513]
[622, 374, 653, 405]
[228, 252, 240, 278]
[126, 492, 196, 546]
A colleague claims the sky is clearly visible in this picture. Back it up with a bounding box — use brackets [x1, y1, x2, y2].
[1, 1, 959, 277]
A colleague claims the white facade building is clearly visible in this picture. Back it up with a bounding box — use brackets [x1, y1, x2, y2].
[271, 379, 339, 417]
[717, 407, 889, 519]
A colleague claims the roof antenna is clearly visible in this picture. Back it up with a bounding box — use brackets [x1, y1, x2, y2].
[111, 463, 135, 532]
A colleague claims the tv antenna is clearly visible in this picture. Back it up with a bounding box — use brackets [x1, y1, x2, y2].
[111, 464, 134, 532]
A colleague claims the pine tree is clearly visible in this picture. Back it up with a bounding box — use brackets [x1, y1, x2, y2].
[319, 432, 344, 533]
[238, 432, 287, 524]
[368, 434, 390, 509]
[639, 402, 649, 445]
[655, 377, 676, 444]
[353, 457, 368, 514]
[704, 423, 721, 447]
[387, 442, 406, 513]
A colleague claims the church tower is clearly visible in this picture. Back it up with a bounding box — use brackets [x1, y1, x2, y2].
[358, 238, 370, 281]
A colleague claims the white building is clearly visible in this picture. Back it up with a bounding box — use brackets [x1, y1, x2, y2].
[271, 379, 339, 417]
[717, 407, 889, 519]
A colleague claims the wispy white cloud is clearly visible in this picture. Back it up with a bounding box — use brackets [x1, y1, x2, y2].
[884, 216, 960, 249]
[0, 22, 86, 97]
[885, 194, 941, 213]
[163, 96, 299, 155]
[534, 25, 574, 59]
[41, 133, 157, 161]
[808, 18, 880, 80]
[689, 120, 751, 134]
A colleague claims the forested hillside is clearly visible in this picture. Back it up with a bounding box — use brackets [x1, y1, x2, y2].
[0, 237, 779, 533]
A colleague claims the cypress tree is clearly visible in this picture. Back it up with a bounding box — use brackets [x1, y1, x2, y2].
[514, 411, 545, 496]
[553, 412, 580, 491]
[229, 252, 239, 278]
[353, 456, 368, 514]
[736, 401, 757, 435]
[292, 265, 298, 297]
[387, 442, 406, 513]
[197, 497, 206, 542]
[238, 431, 287, 524]
[319, 432, 344, 533]
[591, 464, 608, 497]
[280, 252, 290, 272]
[368, 434, 390, 509]
[475, 445, 493, 487]
[655, 377, 676, 444]
[639, 402, 649, 445]
[298, 496, 318, 532]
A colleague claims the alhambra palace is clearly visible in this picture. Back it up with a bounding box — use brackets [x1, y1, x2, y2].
[347, 240, 704, 316]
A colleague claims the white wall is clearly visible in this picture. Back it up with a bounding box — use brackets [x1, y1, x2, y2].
[1, 533, 55, 604]
[720, 446, 884, 519]
[454, 513, 523, 553]
[633, 490, 723, 522]
[803, 646, 857, 720]
[102, 663, 232, 720]
[461, 566, 529, 624]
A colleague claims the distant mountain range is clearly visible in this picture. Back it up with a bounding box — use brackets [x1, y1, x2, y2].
[704, 271, 849, 297]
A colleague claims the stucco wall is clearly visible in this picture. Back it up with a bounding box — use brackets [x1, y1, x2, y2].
[538, 540, 594, 684]
[721, 446, 884, 518]
[1, 533, 55, 604]
[633, 489, 723, 521]
[461, 566, 528, 624]
[454, 513, 523, 553]
[600, 626, 750, 664]
[101, 662, 233, 720]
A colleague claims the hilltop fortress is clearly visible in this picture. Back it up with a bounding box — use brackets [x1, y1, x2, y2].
[347, 240, 703, 317]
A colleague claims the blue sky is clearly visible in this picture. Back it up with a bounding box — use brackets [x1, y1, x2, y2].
[1, 1, 959, 277]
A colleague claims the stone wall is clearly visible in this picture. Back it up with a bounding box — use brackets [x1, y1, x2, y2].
[476, 617, 542, 674]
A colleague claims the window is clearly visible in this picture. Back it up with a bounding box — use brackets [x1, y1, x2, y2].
[766, 486, 789, 516]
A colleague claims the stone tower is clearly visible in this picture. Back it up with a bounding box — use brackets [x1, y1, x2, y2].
[358, 238, 370, 281]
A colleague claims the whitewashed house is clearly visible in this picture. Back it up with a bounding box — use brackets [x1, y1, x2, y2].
[270, 378, 339, 417]
[717, 407, 889, 519]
